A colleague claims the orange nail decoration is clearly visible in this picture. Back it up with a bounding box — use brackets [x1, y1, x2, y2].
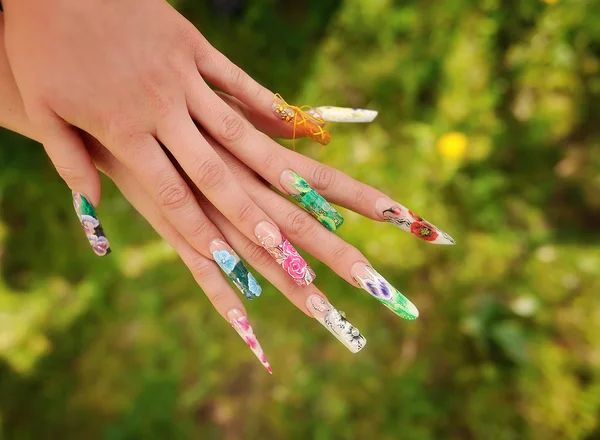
[272, 93, 332, 147]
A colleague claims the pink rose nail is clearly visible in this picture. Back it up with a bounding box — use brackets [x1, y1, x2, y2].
[254, 221, 315, 286]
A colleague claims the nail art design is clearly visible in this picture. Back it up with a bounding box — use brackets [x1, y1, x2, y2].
[272, 93, 332, 146]
[72, 192, 111, 256]
[255, 222, 315, 287]
[351, 263, 419, 320]
[306, 295, 366, 353]
[210, 239, 262, 300]
[228, 309, 272, 374]
[376, 199, 455, 245]
[306, 106, 378, 123]
[280, 170, 344, 231]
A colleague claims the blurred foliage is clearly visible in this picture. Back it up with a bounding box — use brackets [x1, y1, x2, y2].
[1, 0, 600, 438]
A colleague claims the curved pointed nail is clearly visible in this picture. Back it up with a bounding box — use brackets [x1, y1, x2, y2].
[351, 262, 419, 320]
[72, 191, 111, 256]
[227, 309, 272, 374]
[375, 198, 455, 245]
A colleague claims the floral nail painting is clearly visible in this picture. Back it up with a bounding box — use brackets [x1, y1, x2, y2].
[255, 222, 315, 287]
[307, 106, 378, 123]
[280, 170, 344, 231]
[228, 309, 272, 374]
[306, 295, 366, 353]
[272, 93, 332, 146]
[376, 199, 455, 245]
[211, 240, 262, 300]
[351, 263, 419, 320]
[72, 192, 111, 256]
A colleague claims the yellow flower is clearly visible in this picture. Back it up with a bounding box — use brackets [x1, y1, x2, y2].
[437, 132, 468, 160]
[543, 0, 558, 4]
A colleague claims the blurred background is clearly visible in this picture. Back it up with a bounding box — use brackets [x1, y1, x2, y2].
[1, 0, 600, 438]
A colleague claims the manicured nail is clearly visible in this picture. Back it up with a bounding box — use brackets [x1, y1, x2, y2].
[227, 309, 272, 374]
[306, 294, 366, 353]
[351, 262, 419, 320]
[210, 239, 262, 300]
[272, 93, 332, 146]
[72, 191, 111, 256]
[280, 170, 344, 231]
[375, 198, 456, 245]
[254, 221, 315, 286]
[306, 106, 378, 123]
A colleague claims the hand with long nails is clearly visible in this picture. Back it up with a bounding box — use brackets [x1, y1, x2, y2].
[0, 11, 457, 371]
[0, 0, 377, 274]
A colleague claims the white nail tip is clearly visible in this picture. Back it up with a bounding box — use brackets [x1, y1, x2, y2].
[310, 106, 378, 123]
[306, 295, 366, 353]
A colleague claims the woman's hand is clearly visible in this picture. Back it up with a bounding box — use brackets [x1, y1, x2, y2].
[2, 0, 313, 270]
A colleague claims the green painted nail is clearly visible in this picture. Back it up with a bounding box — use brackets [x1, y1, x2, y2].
[280, 170, 344, 231]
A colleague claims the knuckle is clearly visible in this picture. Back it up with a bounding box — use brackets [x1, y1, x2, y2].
[104, 118, 145, 147]
[219, 112, 246, 144]
[187, 218, 214, 242]
[194, 159, 226, 191]
[54, 163, 86, 184]
[227, 64, 248, 92]
[208, 290, 231, 309]
[330, 243, 351, 263]
[353, 185, 367, 207]
[311, 165, 337, 191]
[242, 241, 272, 268]
[262, 152, 283, 172]
[286, 209, 317, 238]
[188, 256, 216, 280]
[235, 201, 256, 224]
[156, 179, 191, 209]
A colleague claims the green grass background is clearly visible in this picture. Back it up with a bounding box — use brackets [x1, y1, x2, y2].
[1, 0, 600, 438]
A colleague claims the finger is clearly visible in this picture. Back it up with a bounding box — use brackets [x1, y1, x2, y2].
[187, 81, 345, 232]
[156, 111, 316, 287]
[282, 153, 456, 245]
[39, 119, 111, 256]
[105, 132, 256, 277]
[242, 174, 419, 321]
[194, 38, 275, 119]
[214, 95, 456, 245]
[197, 134, 420, 321]
[198, 196, 367, 354]
[91, 142, 272, 373]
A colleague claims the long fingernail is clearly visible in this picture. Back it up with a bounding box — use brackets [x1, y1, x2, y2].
[272, 94, 332, 146]
[351, 262, 419, 320]
[375, 198, 456, 245]
[306, 106, 378, 123]
[254, 221, 315, 287]
[306, 294, 366, 353]
[227, 309, 272, 374]
[210, 239, 262, 300]
[280, 170, 344, 231]
[72, 191, 111, 256]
